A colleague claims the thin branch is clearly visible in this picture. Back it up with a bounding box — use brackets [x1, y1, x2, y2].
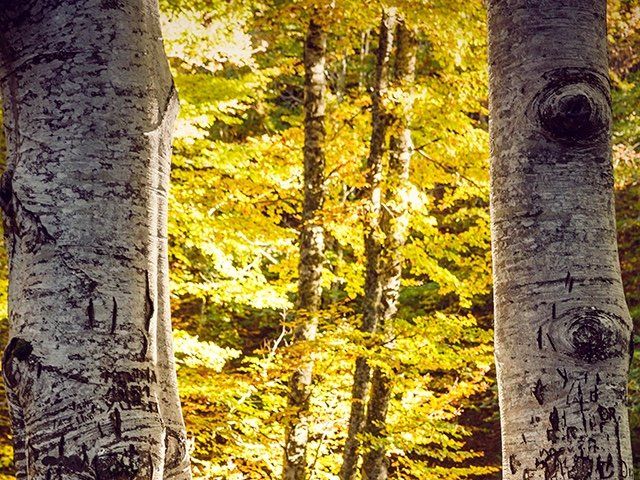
[414, 146, 487, 192]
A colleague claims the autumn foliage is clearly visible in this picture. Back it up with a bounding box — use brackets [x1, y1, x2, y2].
[0, 0, 638, 478]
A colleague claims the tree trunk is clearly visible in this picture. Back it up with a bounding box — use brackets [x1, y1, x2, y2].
[360, 20, 417, 480]
[340, 10, 397, 480]
[283, 15, 327, 480]
[488, 1, 633, 478]
[358, 31, 370, 90]
[0, 1, 191, 479]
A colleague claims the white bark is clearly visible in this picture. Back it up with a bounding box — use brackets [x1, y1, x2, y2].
[283, 15, 327, 480]
[0, 1, 191, 478]
[340, 11, 397, 480]
[488, 1, 633, 478]
[360, 20, 416, 480]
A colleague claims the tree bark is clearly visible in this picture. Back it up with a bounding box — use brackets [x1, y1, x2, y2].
[488, 1, 633, 478]
[0, 1, 191, 479]
[283, 15, 327, 480]
[360, 20, 417, 480]
[340, 10, 397, 480]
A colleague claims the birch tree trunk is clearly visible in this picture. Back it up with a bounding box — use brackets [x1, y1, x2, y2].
[340, 11, 397, 480]
[0, 1, 191, 479]
[360, 20, 416, 480]
[488, 1, 634, 477]
[283, 15, 327, 480]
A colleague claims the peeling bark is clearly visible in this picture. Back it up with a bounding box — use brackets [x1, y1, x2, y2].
[488, 1, 633, 478]
[360, 20, 417, 480]
[283, 15, 327, 480]
[340, 10, 397, 480]
[0, 1, 191, 479]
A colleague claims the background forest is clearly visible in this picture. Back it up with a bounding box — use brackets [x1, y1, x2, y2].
[0, 0, 639, 479]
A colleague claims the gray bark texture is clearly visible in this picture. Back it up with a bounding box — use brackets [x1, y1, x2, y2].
[488, 1, 633, 478]
[340, 10, 397, 480]
[283, 15, 327, 480]
[0, 1, 191, 479]
[360, 20, 416, 480]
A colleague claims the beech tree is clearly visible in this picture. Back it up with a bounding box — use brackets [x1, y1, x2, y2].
[361, 19, 417, 480]
[488, 0, 633, 477]
[283, 13, 328, 480]
[340, 10, 397, 480]
[0, 1, 191, 478]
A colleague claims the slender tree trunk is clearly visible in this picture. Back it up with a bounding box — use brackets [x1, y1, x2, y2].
[358, 31, 370, 90]
[283, 15, 327, 480]
[337, 52, 348, 102]
[340, 10, 397, 480]
[360, 20, 416, 480]
[0, 1, 191, 479]
[488, 1, 633, 478]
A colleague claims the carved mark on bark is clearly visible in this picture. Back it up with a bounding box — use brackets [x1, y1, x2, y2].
[2, 337, 32, 388]
[144, 271, 153, 332]
[596, 453, 614, 478]
[111, 296, 118, 334]
[534, 448, 564, 480]
[547, 407, 560, 443]
[103, 368, 157, 410]
[533, 378, 546, 406]
[164, 428, 187, 470]
[568, 454, 593, 479]
[111, 408, 122, 439]
[530, 68, 611, 144]
[40, 434, 94, 477]
[82, 444, 89, 465]
[557, 368, 568, 388]
[92, 444, 147, 480]
[509, 453, 520, 474]
[139, 332, 148, 362]
[537, 326, 543, 349]
[0, 171, 14, 218]
[546, 333, 557, 352]
[87, 298, 95, 329]
[13, 193, 56, 250]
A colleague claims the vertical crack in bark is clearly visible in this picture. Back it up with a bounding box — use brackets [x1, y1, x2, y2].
[144, 270, 154, 332]
[0, 171, 14, 217]
[139, 332, 148, 362]
[87, 298, 96, 329]
[111, 408, 122, 439]
[111, 296, 118, 334]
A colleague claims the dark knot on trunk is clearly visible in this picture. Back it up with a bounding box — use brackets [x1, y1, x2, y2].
[544, 307, 629, 365]
[538, 84, 607, 141]
[530, 68, 611, 144]
[2, 337, 33, 388]
[569, 310, 620, 363]
[541, 92, 592, 136]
